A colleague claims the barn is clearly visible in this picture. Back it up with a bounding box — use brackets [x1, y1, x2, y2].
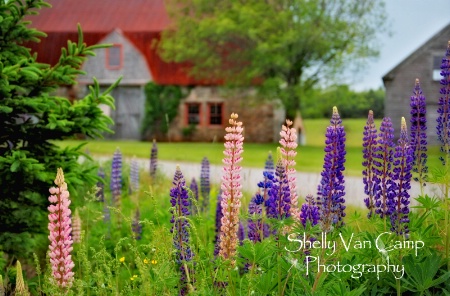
[26, 0, 284, 142]
[383, 23, 450, 144]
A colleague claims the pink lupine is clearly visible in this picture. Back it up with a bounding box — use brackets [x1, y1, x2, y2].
[219, 113, 244, 266]
[279, 119, 299, 219]
[48, 168, 75, 288]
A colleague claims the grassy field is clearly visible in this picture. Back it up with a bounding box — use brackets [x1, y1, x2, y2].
[56, 118, 443, 176]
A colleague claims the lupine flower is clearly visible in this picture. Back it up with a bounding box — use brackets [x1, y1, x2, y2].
[15, 261, 29, 296]
[248, 192, 270, 242]
[317, 107, 346, 232]
[48, 168, 75, 288]
[390, 118, 413, 237]
[170, 166, 194, 295]
[150, 139, 158, 179]
[132, 209, 143, 240]
[219, 113, 244, 265]
[110, 148, 122, 206]
[437, 42, 450, 165]
[362, 110, 378, 218]
[238, 221, 245, 245]
[279, 120, 299, 219]
[373, 117, 396, 218]
[213, 190, 223, 256]
[72, 209, 82, 243]
[130, 156, 140, 194]
[409, 79, 428, 190]
[300, 194, 320, 228]
[96, 167, 105, 202]
[266, 156, 291, 220]
[257, 152, 275, 203]
[200, 157, 211, 213]
[189, 178, 199, 215]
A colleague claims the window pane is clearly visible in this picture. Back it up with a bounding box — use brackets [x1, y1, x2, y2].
[108, 45, 121, 68]
[187, 104, 200, 124]
[209, 103, 222, 125]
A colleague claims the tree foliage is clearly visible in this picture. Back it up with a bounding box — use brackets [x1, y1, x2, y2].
[159, 0, 387, 119]
[0, 0, 119, 258]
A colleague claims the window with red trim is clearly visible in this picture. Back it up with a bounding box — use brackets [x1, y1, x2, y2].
[106, 44, 122, 69]
[209, 103, 223, 125]
[186, 103, 201, 125]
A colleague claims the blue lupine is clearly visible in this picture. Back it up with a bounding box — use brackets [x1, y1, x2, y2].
[390, 118, 413, 237]
[362, 110, 378, 218]
[110, 148, 122, 206]
[200, 157, 210, 213]
[189, 178, 199, 215]
[266, 158, 291, 220]
[150, 139, 158, 179]
[300, 194, 320, 228]
[132, 209, 142, 240]
[258, 152, 275, 203]
[170, 166, 194, 295]
[409, 79, 428, 191]
[373, 117, 396, 218]
[437, 42, 450, 166]
[96, 167, 105, 202]
[130, 157, 140, 194]
[248, 192, 270, 242]
[213, 190, 223, 256]
[317, 107, 346, 232]
[238, 222, 245, 245]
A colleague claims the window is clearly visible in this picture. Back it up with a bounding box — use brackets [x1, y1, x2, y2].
[209, 103, 223, 125]
[186, 103, 200, 125]
[433, 55, 442, 81]
[106, 44, 123, 69]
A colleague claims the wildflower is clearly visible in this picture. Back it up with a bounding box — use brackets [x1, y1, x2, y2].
[132, 209, 142, 240]
[110, 148, 122, 206]
[130, 156, 140, 193]
[317, 107, 346, 232]
[119, 257, 125, 263]
[170, 166, 194, 295]
[266, 156, 291, 220]
[373, 117, 395, 218]
[151, 259, 158, 265]
[150, 139, 158, 179]
[248, 192, 270, 242]
[15, 261, 29, 296]
[362, 110, 378, 218]
[48, 168, 75, 288]
[409, 79, 428, 190]
[390, 118, 413, 237]
[189, 177, 199, 215]
[144, 258, 149, 264]
[279, 120, 299, 219]
[72, 209, 82, 243]
[257, 152, 275, 202]
[200, 157, 210, 213]
[436, 41, 450, 164]
[300, 194, 320, 228]
[219, 113, 244, 265]
[213, 190, 223, 256]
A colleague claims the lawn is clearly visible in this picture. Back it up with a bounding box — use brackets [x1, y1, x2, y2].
[56, 118, 443, 176]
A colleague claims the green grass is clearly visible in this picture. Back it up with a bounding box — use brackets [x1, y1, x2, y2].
[56, 118, 444, 176]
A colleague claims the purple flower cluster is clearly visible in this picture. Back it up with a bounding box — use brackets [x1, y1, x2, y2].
[373, 117, 395, 218]
[189, 178, 199, 215]
[200, 157, 210, 213]
[436, 42, 450, 164]
[258, 152, 275, 202]
[214, 190, 223, 257]
[300, 194, 320, 228]
[130, 157, 140, 194]
[390, 118, 413, 237]
[362, 110, 378, 218]
[266, 158, 291, 220]
[317, 107, 346, 231]
[169, 166, 194, 295]
[110, 148, 122, 205]
[132, 209, 142, 240]
[248, 193, 270, 242]
[150, 139, 158, 179]
[238, 222, 245, 245]
[410, 79, 428, 188]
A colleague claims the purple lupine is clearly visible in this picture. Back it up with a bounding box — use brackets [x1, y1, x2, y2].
[437, 42, 450, 167]
[266, 156, 291, 220]
[200, 157, 210, 213]
[170, 166, 194, 295]
[132, 209, 143, 240]
[300, 194, 320, 228]
[265, 151, 275, 171]
[390, 118, 413, 237]
[409, 79, 428, 191]
[317, 107, 346, 232]
[130, 157, 140, 194]
[362, 110, 378, 218]
[213, 190, 223, 257]
[189, 178, 199, 215]
[238, 222, 245, 245]
[150, 139, 158, 179]
[110, 148, 122, 206]
[248, 192, 270, 242]
[373, 117, 395, 218]
[96, 167, 105, 202]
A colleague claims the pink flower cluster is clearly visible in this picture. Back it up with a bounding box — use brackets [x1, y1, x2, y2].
[219, 113, 244, 265]
[48, 168, 75, 288]
[279, 119, 299, 219]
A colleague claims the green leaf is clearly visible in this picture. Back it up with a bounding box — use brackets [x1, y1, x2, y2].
[10, 160, 20, 172]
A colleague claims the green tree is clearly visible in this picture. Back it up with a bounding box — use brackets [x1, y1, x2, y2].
[0, 0, 119, 258]
[159, 0, 387, 119]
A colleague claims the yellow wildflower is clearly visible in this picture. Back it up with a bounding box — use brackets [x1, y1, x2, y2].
[133, 275, 138, 278]
[151, 259, 157, 265]
[143, 258, 149, 264]
[119, 257, 125, 263]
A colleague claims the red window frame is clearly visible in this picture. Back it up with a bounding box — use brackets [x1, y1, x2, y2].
[208, 103, 223, 126]
[106, 44, 123, 70]
[185, 103, 201, 125]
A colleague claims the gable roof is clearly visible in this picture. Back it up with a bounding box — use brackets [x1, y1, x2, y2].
[25, 0, 211, 85]
[383, 22, 450, 83]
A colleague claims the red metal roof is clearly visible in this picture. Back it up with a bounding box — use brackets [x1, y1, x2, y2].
[25, 0, 213, 85]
